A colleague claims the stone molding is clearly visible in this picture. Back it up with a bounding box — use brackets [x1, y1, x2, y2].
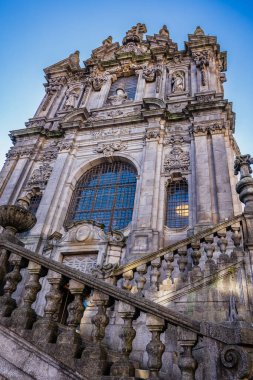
[190, 122, 226, 136]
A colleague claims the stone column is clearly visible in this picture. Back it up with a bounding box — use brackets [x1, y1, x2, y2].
[128, 118, 163, 258]
[194, 133, 213, 226]
[31, 141, 74, 238]
[211, 132, 234, 220]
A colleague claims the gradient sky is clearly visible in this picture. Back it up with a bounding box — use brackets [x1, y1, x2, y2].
[0, 0, 253, 168]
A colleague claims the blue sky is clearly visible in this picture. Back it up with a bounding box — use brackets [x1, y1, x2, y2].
[0, 0, 253, 168]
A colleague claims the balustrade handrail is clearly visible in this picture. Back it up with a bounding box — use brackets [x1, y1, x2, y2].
[113, 214, 244, 277]
[0, 236, 200, 334]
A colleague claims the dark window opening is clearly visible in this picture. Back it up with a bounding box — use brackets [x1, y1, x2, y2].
[166, 179, 189, 228]
[66, 161, 137, 232]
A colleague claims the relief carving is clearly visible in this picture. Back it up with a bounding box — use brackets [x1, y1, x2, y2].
[142, 66, 157, 82]
[94, 141, 127, 157]
[164, 147, 190, 173]
[6, 146, 35, 160]
[27, 163, 53, 189]
[64, 87, 81, 110]
[171, 71, 185, 93]
[107, 87, 128, 106]
[42, 76, 67, 111]
[190, 122, 226, 136]
[145, 129, 160, 139]
[91, 127, 130, 139]
[192, 50, 209, 86]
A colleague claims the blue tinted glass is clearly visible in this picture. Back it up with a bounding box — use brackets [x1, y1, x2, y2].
[68, 162, 137, 231]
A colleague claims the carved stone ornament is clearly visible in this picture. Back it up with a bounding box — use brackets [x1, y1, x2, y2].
[94, 141, 127, 157]
[171, 71, 185, 93]
[196, 93, 214, 102]
[6, 146, 35, 160]
[120, 24, 147, 55]
[63, 254, 97, 274]
[27, 163, 53, 189]
[64, 87, 81, 110]
[192, 50, 209, 86]
[142, 66, 157, 82]
[92, 263, 119, 279]
[40, 141, 59, 161]
[89, 72, 108, 91]
[234, 154, 253, 176]
[221, 345, 251, 379]
[87, 108, 139, 123]
[58, 141, 74, 151]
[107, 88, 128, 106]
[91, 127, 130, 139]
[145, 129, 160, 139]
[164, 147, 190, 173]
[164, 135, 190, 146]
[42, 76, 67, 111]
[190, 123, 226, 136]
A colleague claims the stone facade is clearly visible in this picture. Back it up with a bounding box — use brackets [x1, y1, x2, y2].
[0, 23, 252, 380]
[0, 23, 241, 266]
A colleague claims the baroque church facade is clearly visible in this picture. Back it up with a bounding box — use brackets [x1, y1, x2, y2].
[0, 23, 252, 380]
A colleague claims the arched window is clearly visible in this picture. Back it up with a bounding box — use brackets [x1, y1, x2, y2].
[67, 161, 137, 231]
[166, 178, 189, 228]
[108, 75, 138, 101]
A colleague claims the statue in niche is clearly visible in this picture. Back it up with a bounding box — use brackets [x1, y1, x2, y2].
[64, 88, 80, 109]
[171, 71, 185, 93]
[107, 87, 128, 106]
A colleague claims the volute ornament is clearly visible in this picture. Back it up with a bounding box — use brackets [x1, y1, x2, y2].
[221, 345, 251, 379]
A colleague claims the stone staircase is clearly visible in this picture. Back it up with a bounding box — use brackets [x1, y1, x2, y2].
[0, 155, 253, 379]
[0, 217, 253, 379]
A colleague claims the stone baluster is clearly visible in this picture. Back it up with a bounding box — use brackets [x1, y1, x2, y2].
[110, 302, 136, 377]
[177, 248, 188, 286]
[81, 290, 109, 377]
[136, 264, 147, 295]
[177, 327, 198, 380]
[217, 229, 229, 265]
[0, 248, 10, 285]
[56, 279, 84, 361]
[204, 235, 216, 274]
[32, 272, 63, 344]
[11, 261, 42, 330]
[162, 252, 174, 288]
[231, 223, 244, 261]
[190, 241, 202, 281]
[150, 258, 161, 291]
[0, 253, 23, 317]
[122, 270, 134, 291]
[146, 314, 165, 379]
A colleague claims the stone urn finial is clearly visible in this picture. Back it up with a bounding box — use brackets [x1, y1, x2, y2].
[234, 154, 253, 214]
[0, 188, 38, 244]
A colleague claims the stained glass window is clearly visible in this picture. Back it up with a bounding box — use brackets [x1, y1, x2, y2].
[107, 76, 138, 101]
[166, 179, 189, 228]
[67, 161, 137, 231]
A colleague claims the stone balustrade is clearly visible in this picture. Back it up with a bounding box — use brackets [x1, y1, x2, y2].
[113, 216, 244, 297]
